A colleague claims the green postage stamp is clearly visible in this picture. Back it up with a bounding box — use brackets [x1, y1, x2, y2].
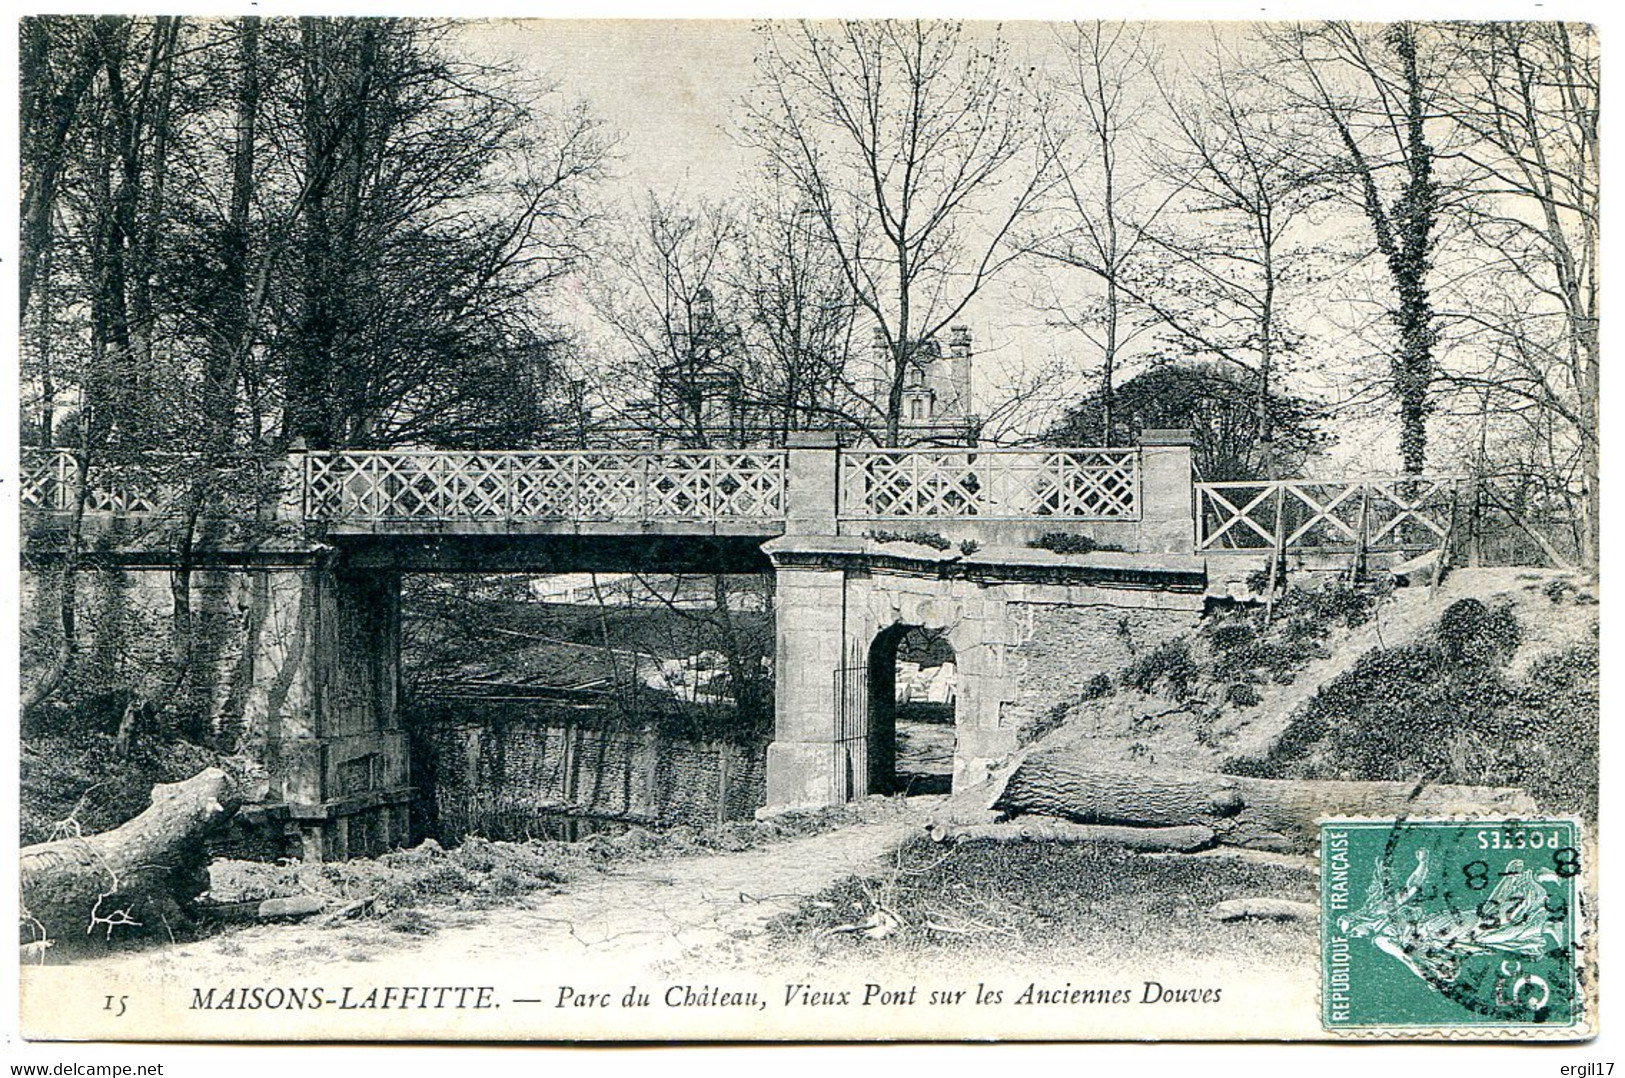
[1321, 818, 1584, 1033]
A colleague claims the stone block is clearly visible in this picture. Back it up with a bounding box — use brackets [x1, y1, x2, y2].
[784, 444, 840, 536]
[765, 741, 846, 806]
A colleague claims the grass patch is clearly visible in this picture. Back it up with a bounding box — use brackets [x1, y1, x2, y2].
[766, 835, 1314, 962]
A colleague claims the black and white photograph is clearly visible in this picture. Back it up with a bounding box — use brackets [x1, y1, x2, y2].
[8, 7, 1604, 1059]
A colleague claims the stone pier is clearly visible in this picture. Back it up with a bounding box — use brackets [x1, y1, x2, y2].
[21, 550, 410, 860]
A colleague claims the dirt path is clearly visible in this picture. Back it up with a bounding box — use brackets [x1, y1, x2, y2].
[73, 810, 931, 982]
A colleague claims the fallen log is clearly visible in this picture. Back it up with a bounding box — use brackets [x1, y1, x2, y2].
[201, 894, 329, 924]
[993, 752, 1537, 853]
[927, 819, 1215, 852]
[1208, 898, 1318, 923]
[1146, 847, 1320, 874]
[20, 767, 260, 947]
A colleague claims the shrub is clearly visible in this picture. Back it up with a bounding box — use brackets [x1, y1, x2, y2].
[1524, 645, 1597, 693]
[867, 529, 951, 551]
[1223, 608, 1596, 821]
[1122, 638, 1199, 700]
[1213, 638, 1303, 682]
[1436, 598, 1521, 665]
[1209, 621, 1257, 653]
[1079, 672, 1113, 700]
[1225, 683, 1261, 708]
[1275, 580, 1376, 638]
[1028, 532, 1126, 555]
[959, 539, 981, 556]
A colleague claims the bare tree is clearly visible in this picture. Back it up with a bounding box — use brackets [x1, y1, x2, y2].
[731, 182, 863, 443]
[1027, 21, 1168, 447]
[20, 16, 610, 717]
[589, 192, 742, 446]
[19, 18, 102, 323]
[1434, 21, 1599, 568]
[278, 18, 608, 450]
[1144, 39, 1332, 479]
[591, 187, 872, 446]
[20, 16, 185, 710]
[744, 20, 1056, 444]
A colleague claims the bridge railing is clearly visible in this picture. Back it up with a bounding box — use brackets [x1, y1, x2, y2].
[303, 449, 789, 525]
[21, 447, 171, 514]
[1195, 476, 1459, 553]
[838, 447, 1141, 521]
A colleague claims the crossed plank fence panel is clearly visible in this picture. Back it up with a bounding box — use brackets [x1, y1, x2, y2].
[839, 448, 1140, 520]
[303, 449, 790, 524]
[1195, 477, 1459, 553]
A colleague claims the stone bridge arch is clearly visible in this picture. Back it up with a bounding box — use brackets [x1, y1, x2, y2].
[762, 539, 1208, 808]
[850, 586, 1004, 797]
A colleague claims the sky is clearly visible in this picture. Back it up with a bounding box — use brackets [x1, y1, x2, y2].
[454, 20, 1127, 448]
[448, 18, 1426, 467]
[458, 20, 762, 195]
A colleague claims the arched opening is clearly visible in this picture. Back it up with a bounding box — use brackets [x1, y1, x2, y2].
[865, 624, 956, 795]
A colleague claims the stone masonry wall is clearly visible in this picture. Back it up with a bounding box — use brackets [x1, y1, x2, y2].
[1003, 601, 1197, 738]
[424, 703, 768, 841]
[22, 563, 315, 752]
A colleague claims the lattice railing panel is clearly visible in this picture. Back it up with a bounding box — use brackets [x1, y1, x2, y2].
[20, 448, 170, 514]
[1196, 477, 1458, 553]
[305, 450, 787, 524]
[840, 449, 1139, 520]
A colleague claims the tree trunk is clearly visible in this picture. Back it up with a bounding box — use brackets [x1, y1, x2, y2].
[23, 450, 90, 711]
[19, 768, 258, 947]
[19, 19, 102, 320]
[993, 754, 1536, 853]
[1387, 23, 1438, 474]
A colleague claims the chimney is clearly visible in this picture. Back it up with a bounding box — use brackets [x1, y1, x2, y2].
[947, 325, 973, 418]
[871, 326, 889, 357]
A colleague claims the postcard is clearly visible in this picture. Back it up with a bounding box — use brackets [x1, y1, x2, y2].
[13, 14, 1600, 1048]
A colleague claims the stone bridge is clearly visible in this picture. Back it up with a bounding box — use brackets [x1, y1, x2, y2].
[20, 434, 1455, 858]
